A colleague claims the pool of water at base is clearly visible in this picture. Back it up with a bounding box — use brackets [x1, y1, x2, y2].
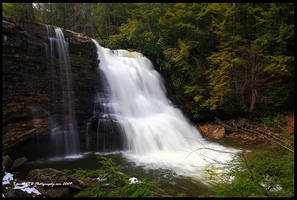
[28, 152, 214, 197]
[27, 138, 270, 197]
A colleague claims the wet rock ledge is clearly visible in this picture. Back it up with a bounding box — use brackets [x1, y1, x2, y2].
[2, 17, 99, 156]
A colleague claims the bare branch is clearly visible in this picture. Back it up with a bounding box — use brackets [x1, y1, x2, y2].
[186, 147, 238, 159]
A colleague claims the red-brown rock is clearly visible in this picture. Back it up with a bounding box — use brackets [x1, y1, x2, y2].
[198, 124, 225, 139]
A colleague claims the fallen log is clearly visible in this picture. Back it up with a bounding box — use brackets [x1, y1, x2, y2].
[238, 121, 293, 146]
[239, 126, 294, 153]
[215, 117, 294, 153]
[245, 123, 292, 143]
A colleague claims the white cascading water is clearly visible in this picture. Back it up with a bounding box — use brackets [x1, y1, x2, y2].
[92, 39, 240, 181]
[46, 27, 80, 156]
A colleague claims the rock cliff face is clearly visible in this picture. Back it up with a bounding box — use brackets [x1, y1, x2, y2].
[2, 17, 99, 158]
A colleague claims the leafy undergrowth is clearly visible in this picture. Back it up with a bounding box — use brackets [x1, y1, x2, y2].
[206, 145, 294, 197]
[260, 112, 294, 146]
[63, 168, 101, 179]
[63, 156, 181, 197]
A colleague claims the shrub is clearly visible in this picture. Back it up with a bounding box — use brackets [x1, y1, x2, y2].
[206, 146, 294, 197]
[71, 156, 171, 197]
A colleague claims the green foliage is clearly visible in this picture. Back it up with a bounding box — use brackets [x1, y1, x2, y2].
[103, 3, 293, 120]
[93, 3, 133, 39]
[63, 168, 101, 179]
[5, 3, 294, 120]
[261, 112, 287, 130]
[3, 3, 35, 21]
[73, 156, 171, 197]
[263, 84, 290, 113]
[206, 146, 294, 197]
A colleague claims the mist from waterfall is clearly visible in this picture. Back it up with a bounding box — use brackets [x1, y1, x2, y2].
[91, 39, 240, 180]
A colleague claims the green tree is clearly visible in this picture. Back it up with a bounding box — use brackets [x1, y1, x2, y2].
[4, 3, 294, 120]
[205, 3, 294, 115]
[3, 3, 35, 21]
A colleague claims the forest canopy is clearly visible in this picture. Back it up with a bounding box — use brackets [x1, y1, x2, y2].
[2, 3, 294, 121]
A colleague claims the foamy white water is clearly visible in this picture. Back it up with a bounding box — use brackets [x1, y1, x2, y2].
[92, 39, 240, 182]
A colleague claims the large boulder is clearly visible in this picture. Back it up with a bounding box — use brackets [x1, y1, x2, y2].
[26, 168, 96, 190]
[39, 187, 69, 198]
[11, 156, 28, 171]
[198, 124, 225, 139]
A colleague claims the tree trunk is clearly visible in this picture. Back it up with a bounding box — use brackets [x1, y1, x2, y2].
[249, 88, 257, 112]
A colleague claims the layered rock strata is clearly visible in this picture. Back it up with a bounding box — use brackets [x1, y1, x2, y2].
[2, 17, 98, 158]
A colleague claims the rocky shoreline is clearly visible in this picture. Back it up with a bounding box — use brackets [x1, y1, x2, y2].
[2, 164, 96, 198]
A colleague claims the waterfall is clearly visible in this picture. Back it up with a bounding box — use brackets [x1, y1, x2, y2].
[84, 52, 125, 153]
[46, 27, 80, 156]
[91, 39, 240, 180]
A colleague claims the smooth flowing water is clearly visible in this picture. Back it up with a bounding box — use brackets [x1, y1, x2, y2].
[84, 57, 125, 152]
[46, 27, 80, 156]
[91, 39, 240, 182]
